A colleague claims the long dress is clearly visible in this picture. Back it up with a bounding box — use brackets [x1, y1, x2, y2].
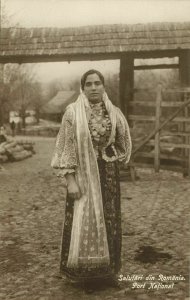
[51, 98, 131, 281]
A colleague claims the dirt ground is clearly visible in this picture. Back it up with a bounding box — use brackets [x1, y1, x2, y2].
[0, 136, 189, 300]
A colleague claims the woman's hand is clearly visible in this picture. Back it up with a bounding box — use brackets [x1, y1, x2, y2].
[65, 173, 81, 200]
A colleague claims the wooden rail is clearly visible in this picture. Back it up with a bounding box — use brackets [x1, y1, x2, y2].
[129, 100, 189, 107]
[129, 115, 190, 123]
[131, 87, 190, 176]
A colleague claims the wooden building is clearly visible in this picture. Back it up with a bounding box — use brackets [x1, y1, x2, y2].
[0, 22, 190, 175]
[41, 90, 77, 122]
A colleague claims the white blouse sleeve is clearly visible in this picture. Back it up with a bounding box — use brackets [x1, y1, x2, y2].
[51, 107, 78, 174]
[115, 108, 132, 164]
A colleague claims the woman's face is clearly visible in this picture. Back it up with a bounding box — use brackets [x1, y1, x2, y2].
[83, 73, 105, 103]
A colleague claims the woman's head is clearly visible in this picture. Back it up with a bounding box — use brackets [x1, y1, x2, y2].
[81, 69, 105, 103]
[81, 69, 105, 90]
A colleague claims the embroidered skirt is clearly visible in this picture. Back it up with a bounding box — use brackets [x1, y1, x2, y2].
[60, 159, 121, 281]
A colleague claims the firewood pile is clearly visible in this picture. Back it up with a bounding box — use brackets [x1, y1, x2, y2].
[0, 136, 35, 163]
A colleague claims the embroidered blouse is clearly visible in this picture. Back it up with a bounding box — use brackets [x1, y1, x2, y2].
[51, 101, 131, 177]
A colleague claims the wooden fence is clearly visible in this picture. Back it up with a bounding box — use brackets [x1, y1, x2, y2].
[129, 86, 190, 177]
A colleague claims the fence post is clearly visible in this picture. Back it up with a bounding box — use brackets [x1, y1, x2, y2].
[154, 84, 162, 172]
[184, 92, 190, 176]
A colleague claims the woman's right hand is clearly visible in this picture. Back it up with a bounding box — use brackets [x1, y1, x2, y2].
[65, 173, 81, 200]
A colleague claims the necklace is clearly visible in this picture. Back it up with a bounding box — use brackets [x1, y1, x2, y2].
[88, 102, 111, 145]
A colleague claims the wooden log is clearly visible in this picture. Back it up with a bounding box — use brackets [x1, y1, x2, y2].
[17, 140, 35, 146]
[0, 146, 6, 154]
[4, 141, 17, 149]
[11, 150, 32, 161]
[22, 144, 34, 151]
[6, 145, 24, 153]
[0, 154, 8, 163]
[0, 141, 7, 148]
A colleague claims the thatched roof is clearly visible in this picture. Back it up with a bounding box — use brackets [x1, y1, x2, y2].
[42, 91, 77, 114]
[0, 22, 190, 63]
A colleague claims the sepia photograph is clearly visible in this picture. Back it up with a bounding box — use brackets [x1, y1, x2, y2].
[0, 0, 190, 299]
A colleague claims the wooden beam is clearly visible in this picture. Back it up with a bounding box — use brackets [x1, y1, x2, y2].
[0, 49, 181, 64]
[148, 140, 190, 149]
[0, 52, 121, 64]
[133, 162, 183, 173]
[133, 49, 181, 59]
[129, 100, 190, 107]
[133, 87, 190, 93]
[134, 64, 178, 70]
[161, 130, 190, 137]
[129, 115, 190, 123]
[134, 151, 185, 162]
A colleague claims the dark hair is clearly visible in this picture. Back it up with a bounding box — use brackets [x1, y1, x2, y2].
[81, 69, 105, 90]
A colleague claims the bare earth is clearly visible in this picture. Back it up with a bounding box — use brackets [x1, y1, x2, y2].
[0, 137, 189, 300]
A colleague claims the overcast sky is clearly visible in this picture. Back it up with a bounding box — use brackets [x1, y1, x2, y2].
[3, 0, 190, 27]
[2, 0, 190, 84]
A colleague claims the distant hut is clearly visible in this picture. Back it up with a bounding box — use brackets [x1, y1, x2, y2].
[42, 90, 77, 122]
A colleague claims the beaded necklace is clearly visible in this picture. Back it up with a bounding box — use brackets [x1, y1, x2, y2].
[88, 101, 111, 148]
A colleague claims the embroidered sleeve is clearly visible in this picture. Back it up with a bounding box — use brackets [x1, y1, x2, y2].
[51, 107, 78, 172]
[115, 108, 132, 163]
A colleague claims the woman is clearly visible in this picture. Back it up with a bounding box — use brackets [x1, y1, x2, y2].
[51, 69, 132, 292]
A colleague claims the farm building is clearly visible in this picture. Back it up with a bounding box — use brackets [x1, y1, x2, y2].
[0, 22, 190, 175]
[41, 90, 77, 122]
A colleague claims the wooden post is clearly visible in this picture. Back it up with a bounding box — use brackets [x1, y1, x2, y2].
[179, 50, 190, 86]
[0, 64, 4, 83]
[119, 54, 134, 121]
[188, 136, 190, 177]
[119, 54, 135, 181]
[0, 64, 4, 126]
[184, 92, 190, 176]
[154, 84, 162, 172]
[179, 50, 190, 176]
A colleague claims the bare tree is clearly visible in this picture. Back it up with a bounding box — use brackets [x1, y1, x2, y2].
[5, 64, 44, 127]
